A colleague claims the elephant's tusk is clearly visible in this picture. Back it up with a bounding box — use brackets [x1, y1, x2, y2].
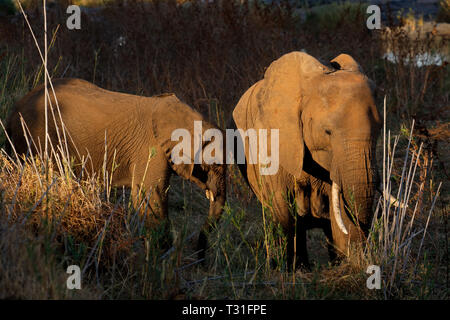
[377, 185, 407, 208]
[385, 192, 407, 208]
[205, 190, 214, 202]
[332, 182, 348, 235]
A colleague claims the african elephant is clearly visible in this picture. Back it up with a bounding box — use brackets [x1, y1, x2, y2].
[6, 78, 226, 259]
[232, 51, 382, 269]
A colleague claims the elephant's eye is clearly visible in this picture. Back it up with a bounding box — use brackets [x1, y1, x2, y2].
[325, 129, 332, 135]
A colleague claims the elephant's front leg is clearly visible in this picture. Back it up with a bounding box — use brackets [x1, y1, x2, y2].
[132, 171, 172, 252]
[322, 220, 339, 265]
[269, 191, 310, 271]
[288, 217, 310, 271]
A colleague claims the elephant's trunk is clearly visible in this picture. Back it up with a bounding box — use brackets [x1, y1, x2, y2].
[332, 140, 377, 236]
[197, 164, 226, 262]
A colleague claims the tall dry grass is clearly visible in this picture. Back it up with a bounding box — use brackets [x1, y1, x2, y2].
[364, 99, 443, 298]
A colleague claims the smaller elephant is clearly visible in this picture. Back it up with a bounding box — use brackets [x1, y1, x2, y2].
[6, 78, 226, 260]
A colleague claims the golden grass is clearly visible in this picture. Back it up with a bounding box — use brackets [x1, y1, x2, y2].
[0, 152, 133, 262]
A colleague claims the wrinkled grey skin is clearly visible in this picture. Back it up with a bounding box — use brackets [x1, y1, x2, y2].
[6, 78, 226, 259]
[232, 52, 381, 269]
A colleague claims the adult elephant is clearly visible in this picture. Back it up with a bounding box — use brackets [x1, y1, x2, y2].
[232, 51, 383, 269]
[6, 78, 226, 260]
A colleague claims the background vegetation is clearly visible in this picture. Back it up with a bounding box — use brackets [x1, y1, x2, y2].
[0, 0, 448, 299]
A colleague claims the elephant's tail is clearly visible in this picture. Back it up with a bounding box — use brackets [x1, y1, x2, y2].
[226, 115, 251, 189]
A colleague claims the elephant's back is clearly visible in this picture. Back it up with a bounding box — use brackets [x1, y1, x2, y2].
[13, 78, 144, 118]
[8, 78, 143, 155]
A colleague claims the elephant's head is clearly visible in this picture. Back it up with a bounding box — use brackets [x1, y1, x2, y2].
[151, 97, 226, 258]
[233, 52, 381, 255]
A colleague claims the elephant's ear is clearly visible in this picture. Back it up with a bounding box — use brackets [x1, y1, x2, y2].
[233, 51, 329, 179]
[330, 54, 363, 73]
[330, 54, 376, 93]
[151, 96, 211, 181]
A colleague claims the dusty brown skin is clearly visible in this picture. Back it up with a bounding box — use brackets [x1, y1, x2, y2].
[6, 78, 226, 259]
[232, 52, 381, 269]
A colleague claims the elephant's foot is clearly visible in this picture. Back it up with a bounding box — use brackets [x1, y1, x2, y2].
[329, 255, 343, 267]
[285, 248, 310, 272]
[268, 253, 310, 271]
[326, 244, 344, 266]
[295, 259, 311, 272]
[289, 254, 311, 272]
